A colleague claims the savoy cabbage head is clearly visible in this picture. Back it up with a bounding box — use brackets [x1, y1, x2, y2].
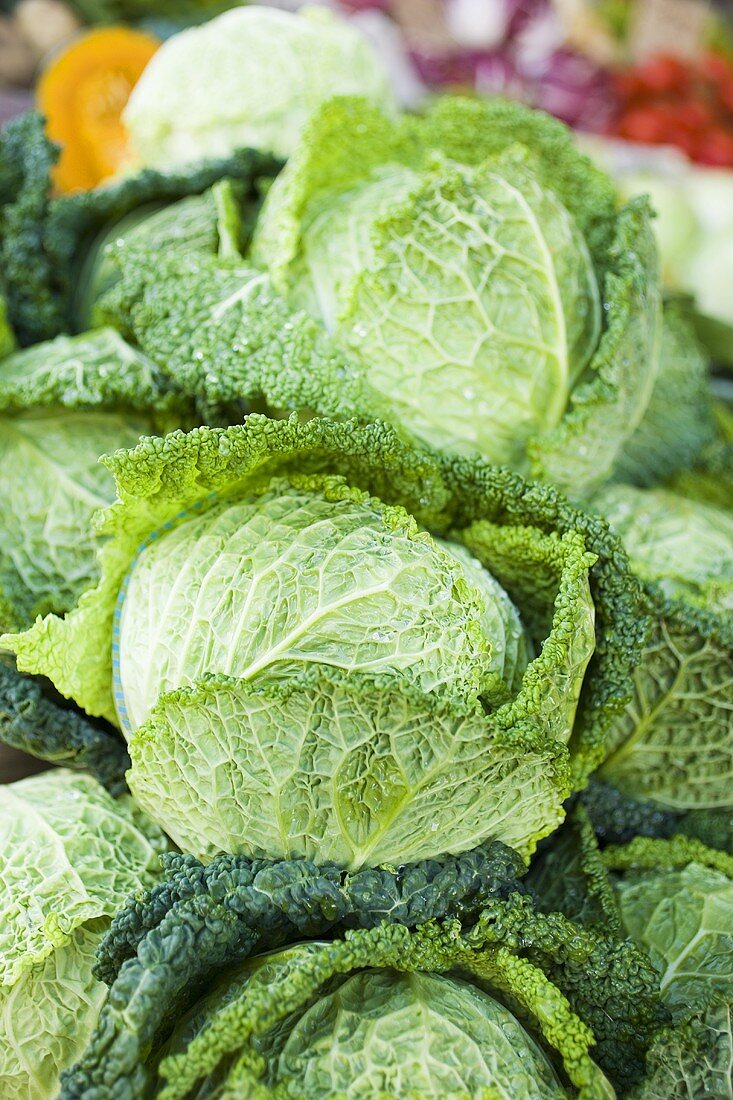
[602, 833, 733, 1100]
[0, 110, 278, 346]
[64, 902, 626, 1100]
[2, 416, 644, 868]
[248, 95, 661, 493]
[529, 812, 733, 1097]
[94, 96, 662, 497]
[0, 770, 166, 1100]
[604, 837, 733, 1022]
[164, 956, 572, 1100]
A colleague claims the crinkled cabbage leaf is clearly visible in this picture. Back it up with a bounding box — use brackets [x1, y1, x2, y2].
[169, 963, 567, 1100]
[141, 922, 613, 1100]
[0, 108, 278, 345]
[0, 770, 166, 1099]
[251, 96, 660, 491]
[593, 484, 733, 613]
[612, 303, 715, 488]
[614, 861, 733, 1019]
[592, 483, 733, 810]
[634, 999, 733, 1100]
[129, 667, 568, 866]
[0, 770, 164, 984]
[0, 328, 185, 632]
[0, 926, 105, 1100]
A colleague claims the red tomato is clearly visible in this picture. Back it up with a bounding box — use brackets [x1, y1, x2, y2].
[717, 78, 733, 115]
[671, 128, 702, 159]
[651, 101, 692, 136]
[635, 54, 690, 95]
[615, 106, 673, 144]
[611, 50, 733, 162]
[675, 100, 715, 132]
[697, 127, 733, 166]
[614, 70, 655, 102]
[703, 52, 733, 86]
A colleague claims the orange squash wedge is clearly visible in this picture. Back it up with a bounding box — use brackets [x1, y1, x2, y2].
[37, 26, 159, 194]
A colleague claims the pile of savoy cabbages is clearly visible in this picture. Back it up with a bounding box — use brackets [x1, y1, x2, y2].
[0, 6, 731, 1099]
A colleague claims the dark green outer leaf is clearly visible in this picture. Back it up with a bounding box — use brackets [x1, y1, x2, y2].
[64, 862, 661, 1099]
[62, 894, 255, 1099]
[690, 309, 733, 369]
[579, 780, 680, 846]
[438, 453, 647, 786]
[66, 0, 231, 23]
[527, 808, 671, 1091]
[95, 841, 527, 986]
[64, 847, 525, 1100]
[579, 780, 733, 855]
[0, 113, 60, 344]
[0, 109, 280, 345]
[48, 146, 280, 331]
[528, 806, 621, 934]
[0, 660, 129, 794]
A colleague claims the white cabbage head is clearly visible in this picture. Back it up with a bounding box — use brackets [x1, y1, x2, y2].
[124, 5, 395, 168]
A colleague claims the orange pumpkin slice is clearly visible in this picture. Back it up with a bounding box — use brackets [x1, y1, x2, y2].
[37, 26, 159, 194]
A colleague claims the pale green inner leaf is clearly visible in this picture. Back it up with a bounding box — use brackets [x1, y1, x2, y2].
[275, 971, 564, 1099]
[117, 480, 514, 731]
[0, 410, 149, 626]
[295, 156, 600, 466]
[128, 672, 565, 867]
[616, 862, 733, 1019]
[0, 924, 106, 1100]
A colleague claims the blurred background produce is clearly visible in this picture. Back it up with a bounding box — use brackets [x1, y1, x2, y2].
[585, 134, 733, 363]
[2, 0, 732, 124]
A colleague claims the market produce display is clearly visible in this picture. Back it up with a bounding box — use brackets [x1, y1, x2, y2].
[0, 4, 731, 1098]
